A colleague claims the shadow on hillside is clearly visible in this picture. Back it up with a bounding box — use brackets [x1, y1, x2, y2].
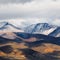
[19, 48, 60, 60]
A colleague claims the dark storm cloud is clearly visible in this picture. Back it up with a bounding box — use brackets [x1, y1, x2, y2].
[0, 0, 32, 4]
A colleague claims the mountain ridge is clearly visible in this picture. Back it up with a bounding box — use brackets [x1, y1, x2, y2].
[0, 22, 24, 32]
[24, 23, 60, 37]
[0, 22, 60, 37]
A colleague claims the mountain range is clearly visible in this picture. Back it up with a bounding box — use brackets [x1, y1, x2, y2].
[0, 32, 60, 60]
[24, 23, 60, 37]
[0, 22, 60, 60]
[0, 22, 60, 37]
[0, 22, 24, 32]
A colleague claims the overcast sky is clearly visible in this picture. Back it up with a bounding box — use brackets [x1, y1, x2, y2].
[0, 0, 60, 26]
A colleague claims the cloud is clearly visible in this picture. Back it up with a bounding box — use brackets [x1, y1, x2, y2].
[0, 0, 60, 26]
[0, 0, 60, 19]
[52, 19, 60, 26]
[0, 0, 32, 4]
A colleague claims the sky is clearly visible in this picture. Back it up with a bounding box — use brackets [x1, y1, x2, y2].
[0, 0, 60, 26]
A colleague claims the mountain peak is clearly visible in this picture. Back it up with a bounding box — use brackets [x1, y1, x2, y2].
[24, 23, 58, 36]
[36, 23, 51, 28]
[0, 22, 60, 37]
[0, 22, 24, 32]
[37, 23, 48, 25]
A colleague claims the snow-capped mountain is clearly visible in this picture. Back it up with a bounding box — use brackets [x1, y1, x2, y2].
[49, 27, 60, 37]
[0, 22, 60, 37]
[24, 23, 60, 37]
[0, 22, 24, 39]
[24, 23, 56, 34]
[0, 22, 24, 32]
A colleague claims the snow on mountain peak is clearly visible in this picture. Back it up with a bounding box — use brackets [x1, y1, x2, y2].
[0, 22, 60, 37]
[0, 22, 24, 32]
[24, 23, 56, 33]
[24, 23, 60, 37]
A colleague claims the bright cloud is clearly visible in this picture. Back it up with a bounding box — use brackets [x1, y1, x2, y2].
[0, 0, 60, 26]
